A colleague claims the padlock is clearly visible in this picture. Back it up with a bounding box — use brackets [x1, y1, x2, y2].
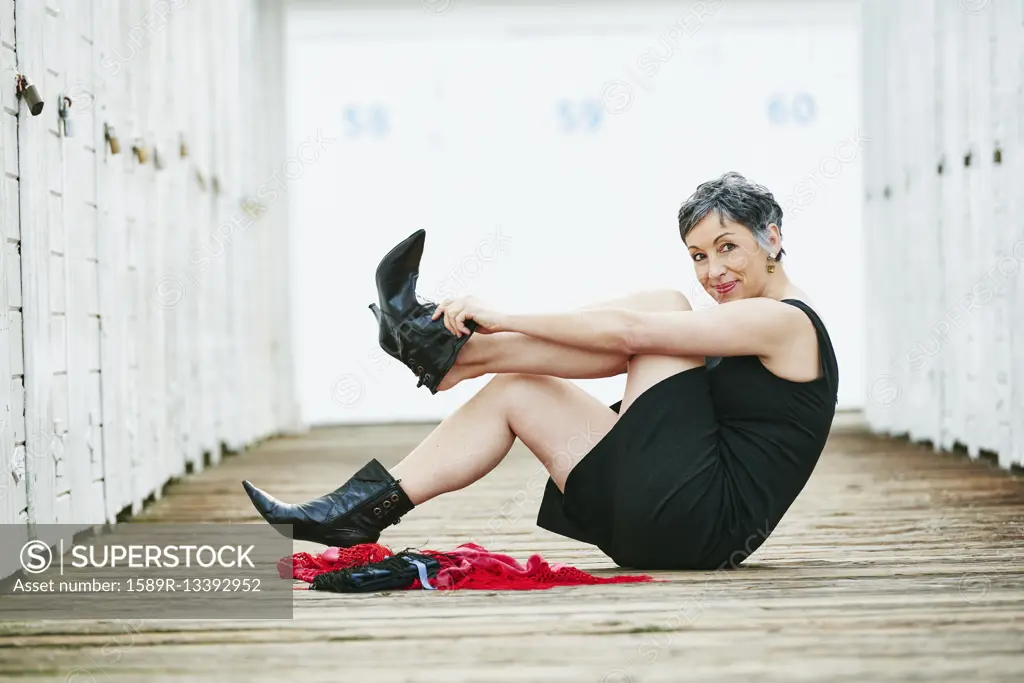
[105, 123, 121, 155]
[241, 197, 262, 220]
[58, 95, 73, 137]
[16, 74, 44, 116]
[211, 175, 221, 195]
[132, 141, 149, 164]
[195, 169, 207, 191]
[179, 134, 189, 158]
[153, 146, 165, 170]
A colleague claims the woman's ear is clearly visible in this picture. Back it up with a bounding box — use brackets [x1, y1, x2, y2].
[767, 223, 782, 251]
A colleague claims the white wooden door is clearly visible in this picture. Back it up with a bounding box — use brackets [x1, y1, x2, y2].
[6, 0, 106, 528]
[0, 0, 28, 543]
[0, 1, 297, 566]
[14, 0, 63, 528]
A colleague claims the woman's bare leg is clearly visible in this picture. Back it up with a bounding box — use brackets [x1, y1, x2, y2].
[617, 291, 704, 413]
[440, 332, 628, 387]
[438, 289, 694, 390]
[390, 373, 618, 504]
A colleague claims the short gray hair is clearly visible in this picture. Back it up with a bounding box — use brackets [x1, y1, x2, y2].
[677, 172, 786, 261]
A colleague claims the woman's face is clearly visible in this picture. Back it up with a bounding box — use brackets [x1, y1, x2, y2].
[685, 213, 777, 303]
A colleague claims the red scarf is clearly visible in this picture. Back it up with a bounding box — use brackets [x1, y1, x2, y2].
[281, 543, 654, 591]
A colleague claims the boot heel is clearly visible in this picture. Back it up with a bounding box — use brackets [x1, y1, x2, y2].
[242, 459, 415, 548]
[369, 304, 399, 356]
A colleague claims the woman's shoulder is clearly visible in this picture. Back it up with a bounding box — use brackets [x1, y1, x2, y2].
[727, 295, 824, 330]
[777, 296, 830, 333]
[711, 296, 822, 337]
[770, 296, 839, 391]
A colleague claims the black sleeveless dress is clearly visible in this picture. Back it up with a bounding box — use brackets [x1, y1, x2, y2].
[536, 299, 839, 570]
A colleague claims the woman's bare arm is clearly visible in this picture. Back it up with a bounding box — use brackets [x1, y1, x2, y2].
[501, 298, 801, 359]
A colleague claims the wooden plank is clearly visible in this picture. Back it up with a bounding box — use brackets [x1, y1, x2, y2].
[176, 0, 201, 472]
[46, 0, 94, 526]
[192, 0, 212, 463]
[217, 0, 236, 452]
[215, 0, 231, 457]
[988, 0, 1014, 467]
[860, 0, 876, 425]
[0, 0, 27, 559]
[902, 0, 917, 439]
[48, 314, 65, 373]
[123, 0, 144, 514]
[122, 0, 150, 513]
[0, 112, 17, 179]
[10, 375, 22, 443]
[1, 174, 17, 241]
[48, 252, 65, 316]
[877, 0, 896, 434]
[931, 0, 949, 453]
[953, 6, 974, 457]
[922, 0, 940, 445]
[94, 0, 129, 521]
[160, 1, 186, 472]
[922, 0, 943, 448]
[47, 189, 63, 255]
[863, 0, 890, 432]
[8, 310, 21, 375]
[1010, 0, 1024, 470]
[206, 0, 225, 465]
[144, 0, 171, 487]
[942, 0, 965, 453]
[255, 0, 277, 440]
[889, 1, 910, 436]
[262, 0, 301, 436]
[0, 0, 13, 49]
[5, 241, 20, 309]
[15, 0, 57, 526]
[86, 370, 103, 487]
[49, 372, 67, 488]
[237, 0, 252, 445]
[963, 6, 989, 454]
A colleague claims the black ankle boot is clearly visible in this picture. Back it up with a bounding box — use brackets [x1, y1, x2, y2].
[241, 459, 414, 547]
[369, 229, 475, 394]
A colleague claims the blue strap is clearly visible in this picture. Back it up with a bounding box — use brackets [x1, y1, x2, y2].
[403, 557, 435, 590]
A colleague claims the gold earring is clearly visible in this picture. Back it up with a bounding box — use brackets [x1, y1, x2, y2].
[766, 254, 777, 274]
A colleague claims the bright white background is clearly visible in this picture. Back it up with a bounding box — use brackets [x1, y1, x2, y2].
[285, 0, 864, 424]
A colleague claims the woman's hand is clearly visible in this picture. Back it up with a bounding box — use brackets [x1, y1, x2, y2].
[432, 296, 505, 337]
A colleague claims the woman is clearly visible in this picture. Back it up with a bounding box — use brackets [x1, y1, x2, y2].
[243, 172, 839, 570]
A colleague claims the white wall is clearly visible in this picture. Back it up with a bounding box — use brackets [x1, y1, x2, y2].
[0, 0, 299, 573]
[287, 0, 864, 424]
[862, 0, 1024, 470]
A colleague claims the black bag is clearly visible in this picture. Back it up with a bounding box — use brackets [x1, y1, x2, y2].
[309, 551, 441, 593]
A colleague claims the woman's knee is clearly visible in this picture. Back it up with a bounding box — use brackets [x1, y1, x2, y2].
[486, 374, 592, 428]
[485, 373, 562, 402]
[624, 289, 693, 313]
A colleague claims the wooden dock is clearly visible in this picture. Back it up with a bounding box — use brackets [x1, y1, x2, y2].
[1, 420, 1023, 682]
